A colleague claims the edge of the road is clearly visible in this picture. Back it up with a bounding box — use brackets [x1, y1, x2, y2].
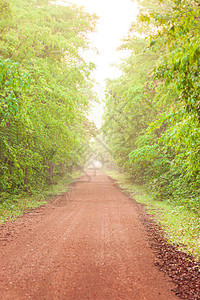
[105, 170, 200, 300]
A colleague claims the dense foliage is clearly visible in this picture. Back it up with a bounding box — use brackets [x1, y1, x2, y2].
[0, 0, 97, 195]
[103, 0, 200, 213]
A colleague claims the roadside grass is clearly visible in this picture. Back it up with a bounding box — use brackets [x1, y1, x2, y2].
[106, 170, 200, 260]
[0, 171, 81, 225]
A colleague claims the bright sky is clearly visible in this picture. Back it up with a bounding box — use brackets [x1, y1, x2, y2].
[62, 0, 139, 128]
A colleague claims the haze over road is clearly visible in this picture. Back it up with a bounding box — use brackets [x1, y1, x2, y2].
[0, 171, 178, 299]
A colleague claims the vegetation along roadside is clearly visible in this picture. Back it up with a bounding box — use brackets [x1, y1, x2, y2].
[106, 170, 200, 260]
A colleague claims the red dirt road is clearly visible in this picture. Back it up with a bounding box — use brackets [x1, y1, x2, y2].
[0, 171, 178, 299]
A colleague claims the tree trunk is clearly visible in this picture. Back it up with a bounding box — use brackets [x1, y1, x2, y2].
[49, 162, 54, 184]
[24, 166, 28, 192]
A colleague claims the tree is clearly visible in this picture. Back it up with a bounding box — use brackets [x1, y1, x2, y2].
[0, 0, 98, 193]
[103, 0, 200, 213]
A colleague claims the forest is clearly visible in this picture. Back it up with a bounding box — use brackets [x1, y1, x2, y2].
[0, 1, 200, 297]
[103, 0, 200, 215]
[0, 0, 97, 199]
[0, 0, 199, 251]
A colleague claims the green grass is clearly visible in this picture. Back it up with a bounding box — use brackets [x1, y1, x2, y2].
[0, 170, 81, 225]
[106, 170, 200, 260]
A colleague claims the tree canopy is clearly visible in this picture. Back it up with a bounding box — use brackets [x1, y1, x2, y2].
[103, 0, 200, 213]
[0, 0, 98, 194]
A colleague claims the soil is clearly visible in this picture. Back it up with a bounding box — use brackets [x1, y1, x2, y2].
[0, 170, 197, 299]
[135, 202, 200, 299]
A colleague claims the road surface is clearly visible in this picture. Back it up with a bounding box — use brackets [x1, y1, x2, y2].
[0, 171, 178, 299]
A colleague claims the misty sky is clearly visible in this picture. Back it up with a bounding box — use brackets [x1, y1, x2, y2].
[63, 0, 139, 127]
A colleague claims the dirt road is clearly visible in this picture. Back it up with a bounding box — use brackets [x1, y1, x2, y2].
[0, 171, 178, 299]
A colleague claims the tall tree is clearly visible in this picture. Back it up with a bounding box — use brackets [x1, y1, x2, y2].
[0, 0, 98, 193]
[103, 0, 200, 212]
